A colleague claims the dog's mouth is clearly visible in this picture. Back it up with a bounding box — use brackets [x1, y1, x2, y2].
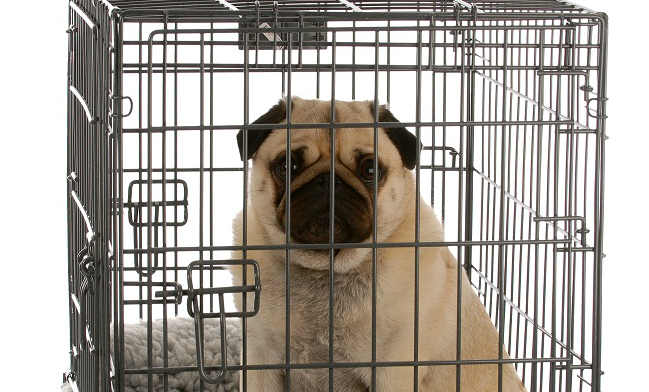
[304, 248, 341, 257]
[277, 172, 373, 248]
[292, 214, 354, 244]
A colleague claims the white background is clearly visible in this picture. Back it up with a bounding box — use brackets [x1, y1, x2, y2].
[0, 1, 645, 390]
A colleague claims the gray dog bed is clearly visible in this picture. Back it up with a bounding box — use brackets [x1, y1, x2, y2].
[63, 318, 241, 392]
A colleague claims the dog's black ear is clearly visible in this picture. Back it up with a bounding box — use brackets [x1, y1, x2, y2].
[375, 106, 422, 170]
[237, 100, 287, 160]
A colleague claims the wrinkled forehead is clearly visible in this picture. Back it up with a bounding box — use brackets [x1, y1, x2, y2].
[256, 99, 396, 161]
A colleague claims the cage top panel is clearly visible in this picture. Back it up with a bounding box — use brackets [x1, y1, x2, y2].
[103, 0, 596, 15]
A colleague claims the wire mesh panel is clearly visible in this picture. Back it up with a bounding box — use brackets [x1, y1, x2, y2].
[65, 1, 608, 392]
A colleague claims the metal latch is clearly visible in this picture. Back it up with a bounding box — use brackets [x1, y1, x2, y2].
[534, 216, 591, 252]
[110, 95, 133, 118]
[154, 259, 262, 384]
[126, 179, 189, 277]
[423, 145, 461, 171]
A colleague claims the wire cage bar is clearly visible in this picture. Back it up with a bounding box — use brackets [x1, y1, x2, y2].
[65, 1, 608, 391]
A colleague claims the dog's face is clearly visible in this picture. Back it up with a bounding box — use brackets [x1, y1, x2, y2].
[237, 98, 419, 272]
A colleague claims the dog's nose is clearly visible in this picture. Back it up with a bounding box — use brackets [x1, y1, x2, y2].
[315, 173, 343, 189]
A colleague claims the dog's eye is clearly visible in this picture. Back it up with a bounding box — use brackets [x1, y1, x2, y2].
[358, 156, 382, 184]
[272, 152, 302, 182]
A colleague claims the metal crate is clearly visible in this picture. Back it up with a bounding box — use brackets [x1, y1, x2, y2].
[65, 1, 608, 391]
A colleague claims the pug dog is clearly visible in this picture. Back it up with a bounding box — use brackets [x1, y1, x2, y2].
[231, 97, 526, 392]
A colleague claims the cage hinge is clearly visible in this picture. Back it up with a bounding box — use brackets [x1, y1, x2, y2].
[153, 259, 261, 385]
[533, 216, 590, 251]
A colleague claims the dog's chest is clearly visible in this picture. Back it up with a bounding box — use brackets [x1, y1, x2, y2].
[290, 266, 371, 322]
[283, 267, 373, 389]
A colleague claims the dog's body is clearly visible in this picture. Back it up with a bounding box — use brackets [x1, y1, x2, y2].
[231, 98, 526, 391]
